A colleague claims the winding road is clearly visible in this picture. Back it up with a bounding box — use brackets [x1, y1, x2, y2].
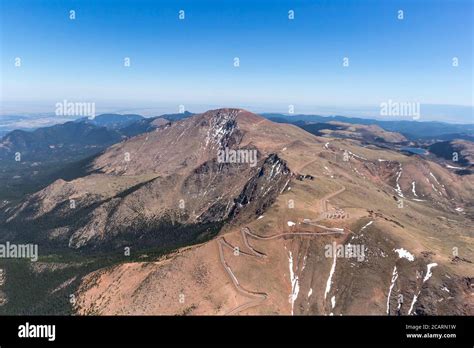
[217, 177, 348, 315]
[217, 238, 268, 315]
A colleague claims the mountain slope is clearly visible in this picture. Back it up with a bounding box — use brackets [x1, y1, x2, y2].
[2, 109, 300, 250]
[1, 109, 472, 316]
[73, 131, 473, 314]
[0, 114, 170, 202]
[0, 122, 122, 162]
[429, 140, 473, 167]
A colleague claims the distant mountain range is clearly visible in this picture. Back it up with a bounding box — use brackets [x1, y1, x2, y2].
[264, 113, 474, 141]
[0, 113, 188, 201]
[0, 112, 195, 163]
[77, 113, 144, 129]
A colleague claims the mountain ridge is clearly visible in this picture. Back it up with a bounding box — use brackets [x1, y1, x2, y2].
[0, 108, 472, 316]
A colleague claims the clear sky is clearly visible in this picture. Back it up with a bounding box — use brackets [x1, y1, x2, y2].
[1, 0, 473, 121]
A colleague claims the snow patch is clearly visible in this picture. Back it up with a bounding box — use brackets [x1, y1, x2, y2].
[360, 220, 373, 232]
[429, 172, 440, 185]
[324, 249, 337, 299]
[394, 248, 415, 262]
[446, 164, 463, 169]
[394, 165, 404, 198]
[386, 266, 398, 314]
[408, 263, 438, 315]
[288, 251, 300, 315]
[411, 181, 418, 197]
[423, 263, 438, 283]
[280, 179, 290, 194]
[408, 292, 419, 315]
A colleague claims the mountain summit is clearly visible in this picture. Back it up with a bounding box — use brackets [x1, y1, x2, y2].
[4, 109, 301, 250]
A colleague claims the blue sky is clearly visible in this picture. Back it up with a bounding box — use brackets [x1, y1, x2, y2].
[1, 0, 473, 122]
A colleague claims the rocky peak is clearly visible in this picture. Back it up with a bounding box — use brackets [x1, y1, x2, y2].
[203, 109, 242, 148]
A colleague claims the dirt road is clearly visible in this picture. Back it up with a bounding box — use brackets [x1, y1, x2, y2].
[217, 184, 348, 315]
